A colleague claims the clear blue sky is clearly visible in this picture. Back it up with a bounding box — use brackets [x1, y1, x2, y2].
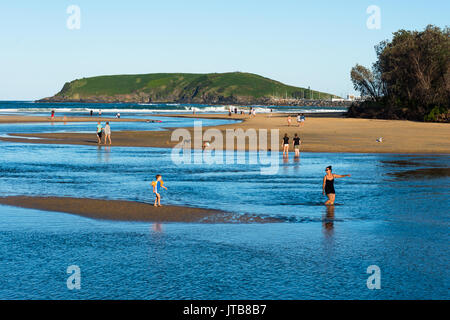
[0, 0, 448, 100]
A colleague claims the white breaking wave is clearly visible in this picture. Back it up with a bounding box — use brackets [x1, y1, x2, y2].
[0, 105, 347, 114]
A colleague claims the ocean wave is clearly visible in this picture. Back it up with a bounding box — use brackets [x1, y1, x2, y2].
[0, 102, 347, 114]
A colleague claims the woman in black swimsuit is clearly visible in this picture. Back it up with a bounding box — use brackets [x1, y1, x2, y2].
[322, 165, 351, 205]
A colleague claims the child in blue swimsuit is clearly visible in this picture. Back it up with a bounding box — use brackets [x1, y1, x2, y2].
[152, 174, 168, 207]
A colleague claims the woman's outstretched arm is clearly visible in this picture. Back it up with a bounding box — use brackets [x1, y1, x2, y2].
[334, 174, 351, 178]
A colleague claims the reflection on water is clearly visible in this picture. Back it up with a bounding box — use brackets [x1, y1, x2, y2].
[322, 205, 335, 236]
[152, 223, 163, 233]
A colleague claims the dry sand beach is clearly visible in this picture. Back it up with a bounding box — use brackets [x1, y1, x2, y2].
[1, 113, 449, 154]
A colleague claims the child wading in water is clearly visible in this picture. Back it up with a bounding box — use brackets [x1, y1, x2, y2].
[152, 175, 167, 207]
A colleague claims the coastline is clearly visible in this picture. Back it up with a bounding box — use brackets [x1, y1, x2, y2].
[0, 113, 449, 154]
[0, 196, 279, 223]
[0, 115, 149, 123]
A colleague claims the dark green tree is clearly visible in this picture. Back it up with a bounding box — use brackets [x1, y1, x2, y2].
[348, 25, 449, 122]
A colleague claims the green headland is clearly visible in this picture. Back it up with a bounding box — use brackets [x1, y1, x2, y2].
[39, 72, 338, 105]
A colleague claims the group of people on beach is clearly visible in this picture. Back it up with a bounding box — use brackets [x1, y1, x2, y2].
[282, 133, 302, 158]
[287, 113, 306, 127]
[96, 122, 112, 145]
[227, 106, 257, 117]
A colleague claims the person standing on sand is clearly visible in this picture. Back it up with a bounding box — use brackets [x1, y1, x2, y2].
[322, 166, 351, 205]
[96, 122, 103, 144]
[300, 113, 306, 127]
[104, 122, 112, 145]
[293, 133, 301, 158]
[282, 133, 290, 157]
[296, 113, 301, 127]
[90, 110, 93, 117]
[152, 174, 167, 207]
[51, 110, 55, 121]
[99, 110, 102, 117]
[287, 115, 292, 127]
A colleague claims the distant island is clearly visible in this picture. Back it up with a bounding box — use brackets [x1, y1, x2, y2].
[39, 72, 347, 107]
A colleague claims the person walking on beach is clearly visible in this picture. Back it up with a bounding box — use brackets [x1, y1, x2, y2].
[322, 166, 351, 205]
[282, 133, 290, 157]
[99, 110, 102, 117]
[287, 115, 292, 127]
[104, 122, 112, 145]
[51, 109, 55, 121]
[300, 113, 306, 127]
[293, 133, 301, 158]
[96, 122, 103, 144]
[296, 113, 301, 127]
[152, 174, 167, 207]
[90, 110, 93, 117]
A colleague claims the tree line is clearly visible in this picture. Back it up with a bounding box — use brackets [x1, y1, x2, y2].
[348, 25, 449, 122]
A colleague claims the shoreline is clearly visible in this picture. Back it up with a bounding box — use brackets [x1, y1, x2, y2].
[0, 113, 449, 154]
[0, 115, 150, 124]
[0, 196, 279, 223]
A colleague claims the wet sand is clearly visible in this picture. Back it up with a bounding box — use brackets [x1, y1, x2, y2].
[0, 196, 279, 223]
[387, 167, 450, 180]
[0, 113, 449, 153]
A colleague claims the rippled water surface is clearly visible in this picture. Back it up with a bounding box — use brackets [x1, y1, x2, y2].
[0, 119, 448, 299]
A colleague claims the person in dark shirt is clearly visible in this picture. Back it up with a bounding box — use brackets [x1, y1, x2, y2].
[282, 133, 290, 157]
[293, 133, 301, 158]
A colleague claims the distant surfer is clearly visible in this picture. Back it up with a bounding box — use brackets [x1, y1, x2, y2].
[322, 166, 351, 205]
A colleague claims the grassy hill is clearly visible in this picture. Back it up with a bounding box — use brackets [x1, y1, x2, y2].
[40, 72, 337, 104]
